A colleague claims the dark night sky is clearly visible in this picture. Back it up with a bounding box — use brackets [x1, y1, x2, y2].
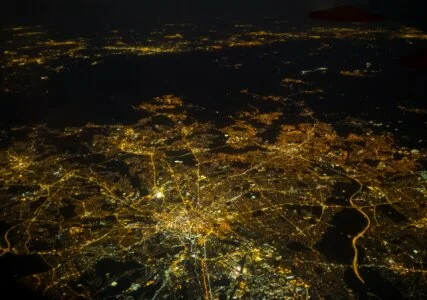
[3, 1, 333, 25]
[3, 1, 426, 31]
